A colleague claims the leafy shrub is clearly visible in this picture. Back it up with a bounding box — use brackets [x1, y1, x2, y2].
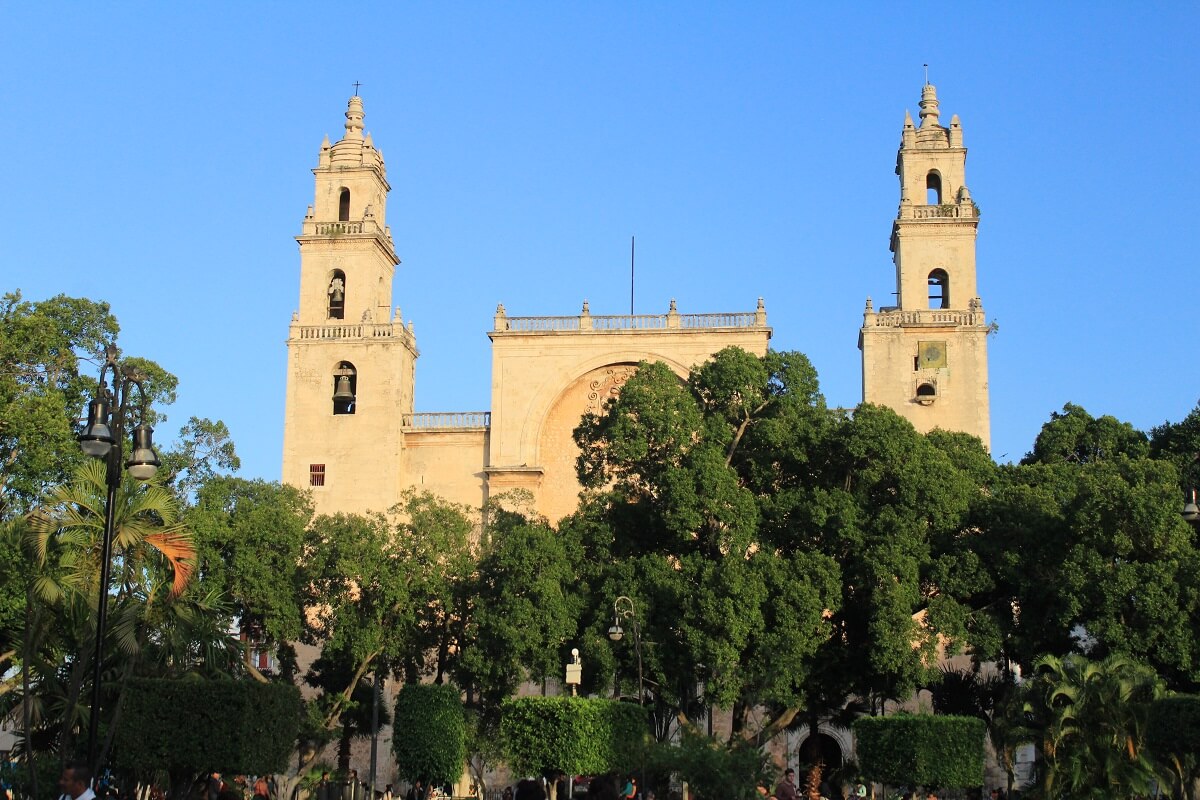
[1146, 695, 1200, 797]
[500, 697, 646, 777]
[393, 683, 467, 785]
[113, 677, 301, 774]
[853, 714, 984, 789]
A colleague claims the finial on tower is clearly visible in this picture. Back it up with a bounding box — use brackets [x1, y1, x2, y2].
[923, 63, 929, 85]
[919, 82, 940, 128]
[352, 81, 362, 97]
[344, 95, 365, 141]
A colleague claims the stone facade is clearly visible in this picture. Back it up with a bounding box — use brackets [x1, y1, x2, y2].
[859, 83, 991, 449]
[284, 83, 990, 523]
[282, 97, 773, 521]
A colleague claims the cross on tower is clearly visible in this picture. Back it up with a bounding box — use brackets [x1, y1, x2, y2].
[353, 81, 362, 96]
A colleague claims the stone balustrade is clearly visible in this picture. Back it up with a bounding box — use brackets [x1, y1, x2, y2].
[906, 203, 975, 220]
[499, 311, 764, 333]
[870, 308, 984, 327]
[314, 221, 366, 235]
[402, 411, 491, 429]
[505, 316, 581, 332]
[591, 314, 668, 330]
[294, 323, 411, 340]
[681, 312, 758, 328]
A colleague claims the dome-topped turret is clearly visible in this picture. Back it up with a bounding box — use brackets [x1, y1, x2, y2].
[919, 83, 941, 128]
[329, 95, 384, 170]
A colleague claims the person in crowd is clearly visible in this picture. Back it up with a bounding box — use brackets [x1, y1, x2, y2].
[774, 770, 799, 800]
[58, 763, 96, 800]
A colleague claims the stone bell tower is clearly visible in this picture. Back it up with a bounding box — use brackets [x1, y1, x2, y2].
[860, 83, 990, 449]
[281, 95, 418, 515]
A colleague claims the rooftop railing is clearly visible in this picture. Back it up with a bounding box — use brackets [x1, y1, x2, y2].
[402, 412, 491, 430]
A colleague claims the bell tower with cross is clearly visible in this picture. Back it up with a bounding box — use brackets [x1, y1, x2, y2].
[281, 93, 418, 514]
[859, 82, 991, 449]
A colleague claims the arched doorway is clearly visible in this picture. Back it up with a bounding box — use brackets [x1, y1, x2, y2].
[797, 732, 845, 799]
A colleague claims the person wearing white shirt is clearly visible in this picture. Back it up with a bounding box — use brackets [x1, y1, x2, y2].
[58, 763, 96, 800]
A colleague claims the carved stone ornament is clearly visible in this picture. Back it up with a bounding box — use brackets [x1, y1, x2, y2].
[587, 366, 637, 413]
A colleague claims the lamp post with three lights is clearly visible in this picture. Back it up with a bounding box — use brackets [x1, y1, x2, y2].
[77, 344, 162, 772]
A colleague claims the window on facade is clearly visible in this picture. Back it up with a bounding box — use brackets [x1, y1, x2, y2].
[328, 270, 346, 319]
[309, 464, 326, 486]
[926, 171, 942, 205]
[333, 362, 357, 415]
[928, 269, 950, 309]
[338, 188, 351, 221]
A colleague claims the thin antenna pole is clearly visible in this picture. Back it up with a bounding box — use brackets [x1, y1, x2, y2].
[923, 64, 929, 85]
[630, 236, 635, 316]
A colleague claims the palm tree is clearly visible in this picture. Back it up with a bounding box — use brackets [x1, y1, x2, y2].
[1022, 652, 1164, 799]
[23, 459, 197, 758]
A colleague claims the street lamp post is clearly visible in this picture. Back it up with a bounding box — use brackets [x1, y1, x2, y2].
[607, 596, 644, 705]
[1183, 488, 1199, 528]
[78, 344, 161, 772]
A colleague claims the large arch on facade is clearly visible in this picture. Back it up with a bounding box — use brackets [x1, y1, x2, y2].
[519, 350, 692, 466]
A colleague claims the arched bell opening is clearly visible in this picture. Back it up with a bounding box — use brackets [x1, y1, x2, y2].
[928, 268, 949, 309]
[328, 270, 347, 319]
[333, 362, 357, 415]
[926, 171, 942, 205]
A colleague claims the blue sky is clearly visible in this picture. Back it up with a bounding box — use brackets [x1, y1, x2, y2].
[4, 4, 1198, 479]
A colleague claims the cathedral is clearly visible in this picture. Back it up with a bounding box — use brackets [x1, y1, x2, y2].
[281, 84, 990, 520]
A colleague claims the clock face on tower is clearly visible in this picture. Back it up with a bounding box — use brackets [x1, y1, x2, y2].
[919, 340, 948, 369]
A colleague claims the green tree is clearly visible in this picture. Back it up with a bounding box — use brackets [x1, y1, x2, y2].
[187, 477, 312, 680]
[300, 512, 415, 740]
[390, 490, 476, 685]
[159, 416, 241, 502]
[1149, 400, 1200, 493]
[571, 348, 974, 772]
[0, 292, 119, 518]
[306, 647, 393, 772]
[571, 351, 842, 746]
[456, 505, 578, 728]
[1023, 403, 1149, 465]
[969, 451, 1200, 688]
[941, 403, 1200, 692]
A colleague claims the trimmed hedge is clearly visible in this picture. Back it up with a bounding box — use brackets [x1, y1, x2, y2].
[1147, 695, 1200, 763]
[500, 696, 647, 777]
[392, 684, 467, 785]
[113, 678, 301, 774]
[853, 715, 985, 789]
